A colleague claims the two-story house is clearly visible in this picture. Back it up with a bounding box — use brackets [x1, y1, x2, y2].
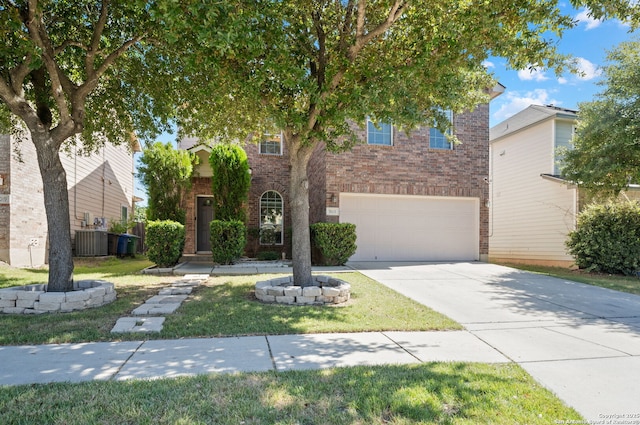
[0, 133, 139, 267]
[489, 104, 640, 267]
[180, 86, 502, 262]
[489, 105, 579, 267]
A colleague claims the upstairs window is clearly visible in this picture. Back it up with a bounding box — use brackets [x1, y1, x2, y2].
[367, 120, 393, 146]
[429, 110, 454, 150]
[260, 134, 283, 155]
[121, 206, 128, 227]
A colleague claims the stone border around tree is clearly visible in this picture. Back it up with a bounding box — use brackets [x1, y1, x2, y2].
[255, 275, 350, 305]
[0, 280, 117, 314]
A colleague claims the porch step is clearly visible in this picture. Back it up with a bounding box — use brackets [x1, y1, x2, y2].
[180, 254, 212, 263]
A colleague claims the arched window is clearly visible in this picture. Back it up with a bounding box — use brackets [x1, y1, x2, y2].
[260, 191, 283, 245]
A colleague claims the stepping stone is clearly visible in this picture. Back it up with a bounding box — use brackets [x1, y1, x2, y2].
[158, 287, 193, 295]
[132, 303, 182, 315]
[172, 280, 202, 288]
[182, 274, 209, 280]
[145, 295, 188, 304]
[111, 317, 165, 333]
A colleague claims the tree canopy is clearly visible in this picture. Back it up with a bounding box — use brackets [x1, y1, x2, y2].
[160, 0, 640, 285]
[561, 39, 640, 196]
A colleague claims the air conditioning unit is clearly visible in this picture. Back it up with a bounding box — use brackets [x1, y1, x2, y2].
[75, 230, 108, 256]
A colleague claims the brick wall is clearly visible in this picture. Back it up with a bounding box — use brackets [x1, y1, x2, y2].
[182, 142, 293, 257]
[180, 104, 490, 259]
[245, 141, 292, 257]
[325, 105, 491, 256]
[0, 135, 10, 260]
[5, 135, 48, 266]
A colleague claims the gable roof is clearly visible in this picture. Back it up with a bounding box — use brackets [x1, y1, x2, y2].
[490, 104, 577, 143]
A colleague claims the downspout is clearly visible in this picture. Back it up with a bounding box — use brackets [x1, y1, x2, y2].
[102, 146, 106, 218]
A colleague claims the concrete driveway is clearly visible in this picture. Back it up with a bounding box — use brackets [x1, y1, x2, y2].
[351, 261, 640, 422]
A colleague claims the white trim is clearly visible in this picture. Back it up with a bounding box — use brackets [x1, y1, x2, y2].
[259, 133, 283, 155]
[259, 190, 284, 245]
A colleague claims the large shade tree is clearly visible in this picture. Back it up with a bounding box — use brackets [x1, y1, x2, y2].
[0, 0, 194, 291]
[161, 0, 640, 286]
[561, 39, 640, 196]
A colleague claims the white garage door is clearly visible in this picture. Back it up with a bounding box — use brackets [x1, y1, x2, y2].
[340, 193, 479, 261]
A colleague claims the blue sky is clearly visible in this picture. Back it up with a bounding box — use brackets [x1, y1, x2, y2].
[487, 5, 638, 127]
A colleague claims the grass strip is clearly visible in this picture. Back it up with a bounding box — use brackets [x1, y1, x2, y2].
[0, 363, 582, 425]
[495, 262, 640, 296]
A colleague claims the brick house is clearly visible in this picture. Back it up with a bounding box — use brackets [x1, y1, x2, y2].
[181, 87, 502, 261]
[0, 133, 139, 267]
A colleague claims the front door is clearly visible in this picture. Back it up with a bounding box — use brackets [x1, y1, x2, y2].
[196, 197, 214, 252]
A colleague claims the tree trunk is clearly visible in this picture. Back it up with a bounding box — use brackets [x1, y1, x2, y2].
[32, 131, 74, 292]
[287, 134, 314, 287]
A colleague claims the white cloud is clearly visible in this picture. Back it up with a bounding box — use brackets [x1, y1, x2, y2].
[517, 67, 548, 82]
[558, 77, 568, 84]
[575, 9, 603, 30]
[575, 57, 602, 81]
[483, 60, 495, 69]
[492, 89, 561, 123]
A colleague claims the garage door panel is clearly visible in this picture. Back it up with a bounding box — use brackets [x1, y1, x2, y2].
[340, 194, 479, 261]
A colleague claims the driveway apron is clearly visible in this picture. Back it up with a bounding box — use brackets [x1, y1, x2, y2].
[351, 261, 640, 421]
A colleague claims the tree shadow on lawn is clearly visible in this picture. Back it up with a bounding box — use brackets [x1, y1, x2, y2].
[159, 271, 460, 339]
[0, 280, 165, 345]
[160, 280, 351, 338]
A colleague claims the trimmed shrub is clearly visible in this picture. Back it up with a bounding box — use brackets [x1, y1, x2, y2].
[210, 220, 247, 265]
[310, 222, 357, 266]
[146, 220, 185, 267]
[566, 201, 640, 275]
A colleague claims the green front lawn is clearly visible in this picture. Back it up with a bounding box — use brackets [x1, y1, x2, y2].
[0, 258, 459, 346]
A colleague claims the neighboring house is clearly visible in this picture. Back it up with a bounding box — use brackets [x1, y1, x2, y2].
[489, 104, 640, 267]
[0, 133, 139, 267]
[181, 86, 503, 261]
[489, 105, 579, 267]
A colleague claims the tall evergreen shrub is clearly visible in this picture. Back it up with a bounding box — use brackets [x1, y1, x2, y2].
[209, 144, 251, 222]
[137, 142, 197, 224]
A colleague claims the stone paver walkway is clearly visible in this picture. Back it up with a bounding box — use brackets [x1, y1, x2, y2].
[110, 274, 208, 334]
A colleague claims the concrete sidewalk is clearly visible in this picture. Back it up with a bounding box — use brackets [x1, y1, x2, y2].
[172, 261, 352, 276]
[352, 261, 640, 422]
[0, 330, 508, 385]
